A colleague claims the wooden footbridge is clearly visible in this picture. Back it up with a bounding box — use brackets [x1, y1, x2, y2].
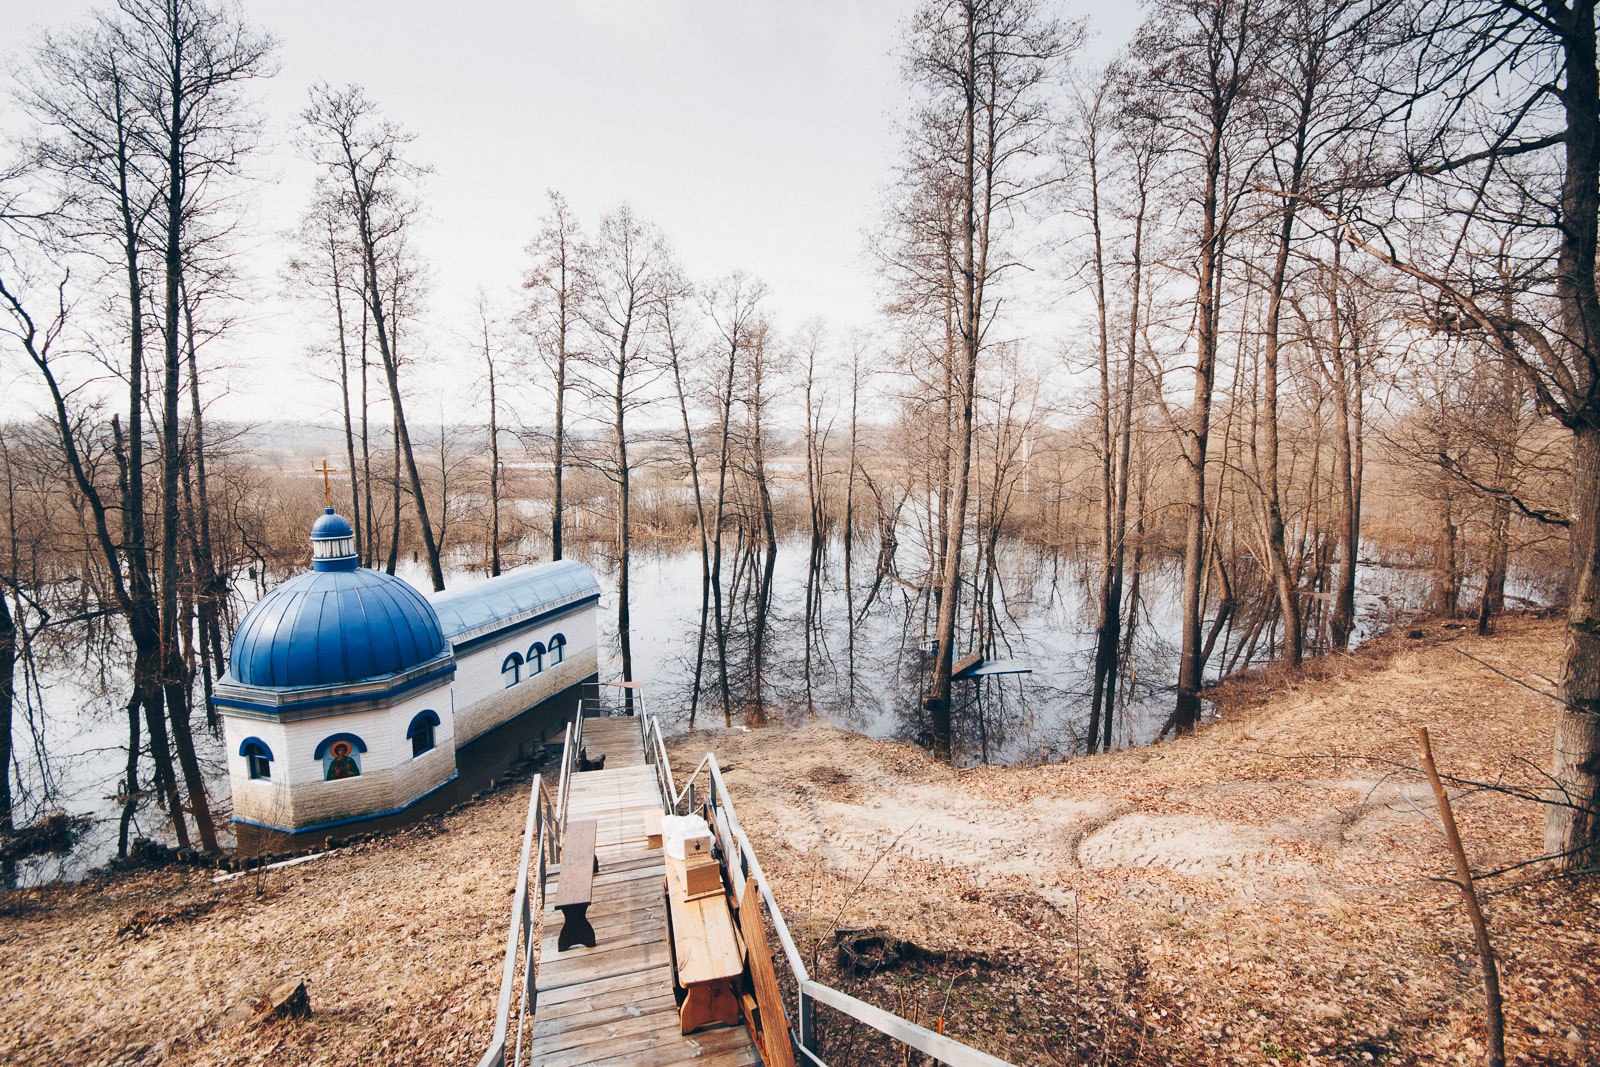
[478, 685, 1012, 1067]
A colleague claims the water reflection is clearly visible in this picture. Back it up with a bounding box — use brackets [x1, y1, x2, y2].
[7, 531, 1558, 884]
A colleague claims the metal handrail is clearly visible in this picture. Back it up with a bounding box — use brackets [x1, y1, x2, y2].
[639, 710, 678, 812]
[641, 711, 1013, 1067]
[478, 722, 574, 1067]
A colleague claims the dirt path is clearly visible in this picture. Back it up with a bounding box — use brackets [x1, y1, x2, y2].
[674, 617, 1598, 1065]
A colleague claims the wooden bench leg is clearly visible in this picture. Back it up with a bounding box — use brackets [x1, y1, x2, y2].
[680, 979, 740, 1033]
[557, 903, 596, 951]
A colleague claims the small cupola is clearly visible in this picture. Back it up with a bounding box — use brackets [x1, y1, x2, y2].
[310, 508, 358, 571]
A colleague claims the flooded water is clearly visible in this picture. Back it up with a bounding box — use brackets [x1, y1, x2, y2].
[5, 530, 1560, 886]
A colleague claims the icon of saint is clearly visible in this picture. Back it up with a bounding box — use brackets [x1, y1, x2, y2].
[326, 740, 361, 780]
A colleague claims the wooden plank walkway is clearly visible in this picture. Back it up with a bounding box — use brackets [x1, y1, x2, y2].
[528, 717, 759, 1067]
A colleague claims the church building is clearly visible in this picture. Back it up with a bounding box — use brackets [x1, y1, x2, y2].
[212, 504, 600, 836]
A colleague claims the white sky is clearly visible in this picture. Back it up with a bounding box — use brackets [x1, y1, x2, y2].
[1, 0, 1140, 428]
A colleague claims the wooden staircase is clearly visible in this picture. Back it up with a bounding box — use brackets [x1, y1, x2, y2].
[525, 716, 759, 1066]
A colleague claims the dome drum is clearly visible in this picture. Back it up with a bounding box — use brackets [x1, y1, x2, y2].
[310, 508, 358, 571]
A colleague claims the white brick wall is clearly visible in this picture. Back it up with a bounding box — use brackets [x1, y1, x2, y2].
[224, 678, 458, 832]
[452, 604, 599, 744]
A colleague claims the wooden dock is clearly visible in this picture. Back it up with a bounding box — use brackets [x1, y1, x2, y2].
[527, 716, 760, 1067]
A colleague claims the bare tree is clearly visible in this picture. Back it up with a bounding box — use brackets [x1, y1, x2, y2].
[1067, 66, 1167, 753]
[473, 289, 506, 575]
[288, 182, 367, 558]
[703, 271, 768, 724]
[1340, 0, 1600, 868]
[658, 268, 713, 723]
[579, 204, 671, 710]
[892, 0, 1073, 762]
[1137, 0, 1263, 736]
[300, 82, 444, 591]
[10, 0, 270, 852]
[524, 190, 583, 562]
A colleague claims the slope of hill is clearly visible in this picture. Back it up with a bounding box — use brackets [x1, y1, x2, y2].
[684, 616, 1596, 1065]
[0, 616, 1591, 1065]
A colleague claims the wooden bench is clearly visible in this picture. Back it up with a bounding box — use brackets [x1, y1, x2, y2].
[553, 819, 600, 952]
[644, 807, 663, 849]
[664, 855, 742, 1032]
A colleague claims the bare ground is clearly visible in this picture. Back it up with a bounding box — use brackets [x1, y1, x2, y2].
[0, 615, 1594, 1065]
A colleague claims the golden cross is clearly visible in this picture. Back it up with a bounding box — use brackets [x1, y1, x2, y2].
[313, 458, 338, 508]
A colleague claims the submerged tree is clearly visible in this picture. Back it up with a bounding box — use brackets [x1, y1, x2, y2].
[525, 190, 584, 563]
[888, 0, 1074, 762]
[1136, 0, 1263, 737]
[10, 0, 272, 853]
[579, 204, 672, 711]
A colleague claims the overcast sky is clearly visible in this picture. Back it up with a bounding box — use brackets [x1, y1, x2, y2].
[2, 0, 1140, 428]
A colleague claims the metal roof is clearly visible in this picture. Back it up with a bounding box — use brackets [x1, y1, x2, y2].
[228, 567, 447, 689]
[427, 560, 601, 643]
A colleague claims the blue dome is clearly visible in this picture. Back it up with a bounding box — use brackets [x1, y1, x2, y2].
[311, 509, 354, 539]
[229, 567, 447, 688]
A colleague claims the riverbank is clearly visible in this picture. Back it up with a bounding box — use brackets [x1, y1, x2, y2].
[0, 615, 1592, 1064]
[682, 615, 1596, 1065]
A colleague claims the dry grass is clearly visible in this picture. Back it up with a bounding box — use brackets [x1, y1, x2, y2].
[1, 615, 1594, 1065]
[676, 616, 1598, 1066]
[0, 789, 524, 1065]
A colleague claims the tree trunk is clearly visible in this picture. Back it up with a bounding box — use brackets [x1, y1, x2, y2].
[551, 264, 569, 563]
[925, 7, 985, 764]
[1262, 176, 1305, 667]
[160, 39, 217, 852]
[710, 352, 736, 725]
[615, 356, 634, 714]
[360, 297, 375, 565]
[386, 399, 401, 575]
[181, 290, 226, 706]
[348, 173, 443, 589]
[1549, 421, 1600, 868]
[330, 224, 363, 560]
[1435, 486, 1459, 617]
[1544, 0, 1600, 873]
[1174, 124, 1224, 735]
[484, 334, 502, 577]
[1086, 115, 1113, 756]
[0, 590, 13, 844]
[668, 337, 711, 725]
[750, 353, 778, 723]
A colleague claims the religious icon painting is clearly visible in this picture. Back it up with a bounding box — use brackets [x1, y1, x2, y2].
[324, 739, 362, 781]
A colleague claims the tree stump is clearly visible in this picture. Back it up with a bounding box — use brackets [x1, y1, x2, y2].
[257, 978, 311, 1021]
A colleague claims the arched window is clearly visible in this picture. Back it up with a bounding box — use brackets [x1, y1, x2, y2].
[548, 633, 566, 665]
[527, 641, 545, 676]
[408, 710, 441, 758]
[501, 650, 523, 687]
[239, 737, 273, 781]
[314, 732, 367, 781]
